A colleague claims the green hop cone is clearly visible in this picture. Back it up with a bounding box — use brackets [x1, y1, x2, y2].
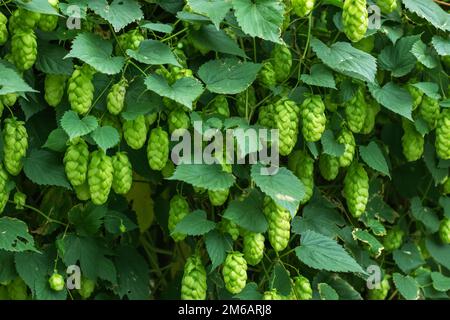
[181, 255, 207, 300]
[123, 115, 148, 150]
[146, 112, 158, 127]
[419, 96, 440, 129]
[78, 277, 95, 299]
[342, 0, 368, 42]
[210, 95, 230, 117]
[337, 128, 356, 167]
[107, 79, 127, 115]
[288, 150, 314, 204]
[263, 197, 290, 252]
[272, 44, 292, 82]
[292, 0, 315, 17]
[219, 218, 240, 241]
[11, 28, 37, 71]
[63, 138, 89, 187]
[67, 64, 96, 115]
[263, 289, 284, 300]
[49, 273, 65, 291]
[88, 150, 113, 205]
[222, 252, 247, 294]
[319, 154, 340, 181]
[236, 86, 256, 118]
[292, 275, 313, 300]
[208, 188, 229, 206]
[345, 89, 367, 133]
[9, 9, 41, 33]
[367, 276, 390, 300]
[376, 0, 397, 14]
[401, 119, 424, 162]
[38, 0, 60, 32]
[439, 218, 450, 244]
[168, 195, 190, 242]
[435, 108, 450, 160]
[1, 93, 18, 107]
[243, 232, 265, 266]
[7, 278, 28, 300]
[44, 74, 67, 107]
[301, 95, 326, 142]
[360, 100, 380, 134]
[116, 29, 144, 55]
[343, 162, 369, 218]
[147, 127, 169, 171]
[383, 227, 405, 252]
[0, 164, 10, 214]
[111, 152, 133, 195]
[168, 108, 190, 134]
[74, 181, 91, 201]
[258, 104, 275, 128]
[3, 117, 28, 176]
[0, 12, 8, 45]
[274, 98, 300, 156]
[13, 191, 26, 210]
[406, 83, 423, 110]
[259, 61, 277, 87]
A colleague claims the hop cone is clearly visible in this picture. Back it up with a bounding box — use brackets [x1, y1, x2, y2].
[78, 278, 96, 299]
[292, 275, 313, 300]
[301, 95, 326, 142]
[168, 195, 190, 242]
[38, 0, 60, 32]
[181, 255, 207, 300]
[367, 276, 390, 300]
[7, 278, 28, 300]
[319, 154, 340, 181]
[13, 191, 26, 210]
[263, 197, 290, 252]
[337, 128, 356, 167]
[9, 9, 41, 33]
[243, 232, 265, 266]
[360, 100, 380, 134]
[259, 61, 277, 87]
[219, 218, 240, 241]
[74, 182, 91, 201]
[0, 164, 10, 214]
[342, 0, 368, 42]
[345, 89, 367, 133]
[401, 119, 424, 162]
[208, 189, 229, 206]
[263, 289, 283, 300]
[68, 64, 96, 115]
[3, 117, 28, 176]
[147, 127, 169, 171]
[45, 74, 67, 107]
[211, 95, 230, 117]
[1, 93, 18, 107]
[435, 108, 450, 160]
[63, 138, 89, 187]
[236, 86, 256, 117]
[168, 108, 190, 134]
[222, 252, 247, 294]
[292, 0, 316, 17]
[383, 228, 405, 252]
[107, 79, 127, 115]
[406, 84, 423, 110]
[288, 150, 314, 204]
[0, 12, 8, 45]
[376, 0, 397, 14]
[439, 218, 450, 244]
[258, 104, 275, 129]
[11, 28, 37, 71]
[272, 44, 292, 82]
[88, 150, 113, 205]
[48, 273, 65, 292]
[112, 152, 132, 195]
[419, 96, 440, 129]
[123, 115, 148, 150]
[343, 162, 369, 218]
[274, 98, 300, 156]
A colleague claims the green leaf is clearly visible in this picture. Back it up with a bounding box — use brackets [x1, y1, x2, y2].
[393, 242, 425, 274]
[43, 128, 69, 153]
[232, 0, 284, 44]
[431, 35, 450, 56]
[68, 204, 107, 236]
[65, 33, 125, 75]
[0, 250, 16, 283]
[88, 0, 144, 32]
[439, 197, 450, 219]
[269, 263, 291, 296]
[426, 237, 450, 271]
[364, 218, 387, 236]
[168, 164, 235, 191]
[314, 273, 362, 300]
[318, 283, 339, 300]
[410, 197, 440, 233]
[251, 164, 304, 217]
[198, 58, 261, 94]
[60, 111, 99, 140]
[144, 74, 203, 109]
[310, 38, 377, 83]
[234, 282, 263, 300]
[187, 0, 232, 28]
[205, 230, 233, 271]
[61, 234, 117, 283]
[300, 64, 336, 89]
[174, 210, 216, 236]
[104, 211, 138, 235]
[127, 40, 181, 66]
[223, 192, 268, 233]
[90, 126, 120, 151]
[378, 35, 420, 77]
[424, 142, 448, 185]
[430, 272, 450, 292]
[0, 217, 37, 253]
[393, 273, 420, 300]
[0, 63, 36, 95]
[380, 25, 404, 44]
[140, 22, 173, 34]
[36, 43, 74, 76]
[412, 82, 441, 100]
[295, 230, 365, 274]
[16, 0, 59, 14]
[359, 141, 391, 177]
[321, 130, 344, 157]
[190, 25, 246, 58]
[23, 149, 71, 189]
[352, 229, 384, 258]
[366, 195, 398, 223]
[368, 82, 413, 120]
[402, 0, 450, 32]
[414, 267, 449, 299]
[411, 40, 439, 69]
[115, 245, 150, 300]
[122, 77, 162, 120]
